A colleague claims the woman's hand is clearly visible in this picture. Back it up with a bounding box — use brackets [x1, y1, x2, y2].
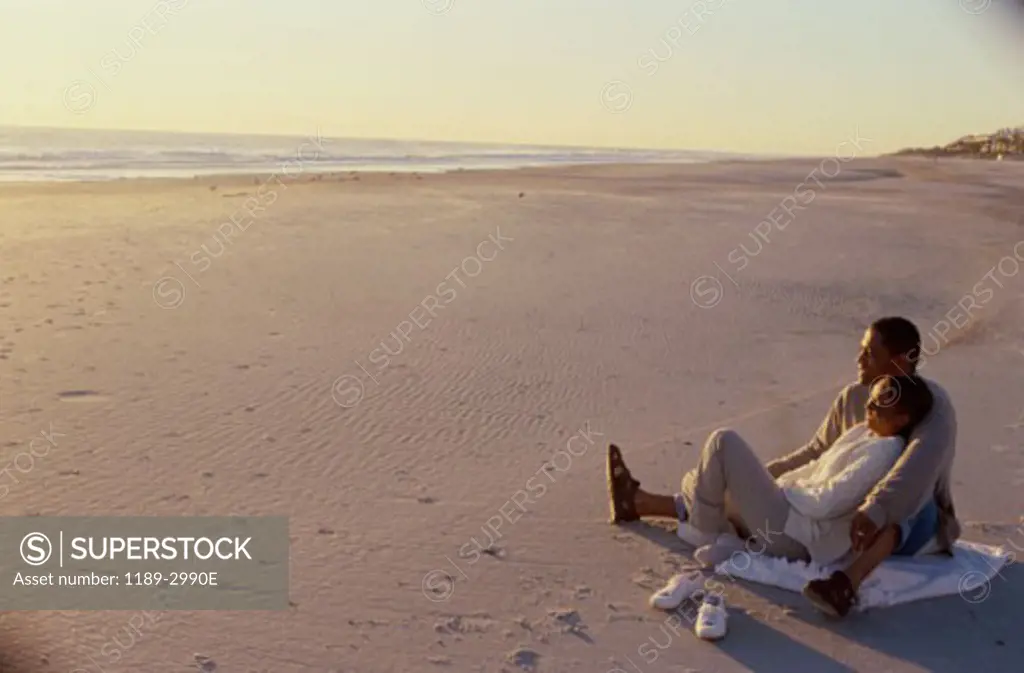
[849, 511, 880, 552]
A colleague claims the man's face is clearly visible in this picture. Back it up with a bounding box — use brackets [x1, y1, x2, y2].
[857, 328, 898, 385]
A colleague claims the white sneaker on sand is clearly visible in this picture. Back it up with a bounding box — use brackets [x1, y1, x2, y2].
[694, 593, 728, 641]
[648, 573, 704, 611]
[677, 521, 717, 548]
[694, 534, 747, 569]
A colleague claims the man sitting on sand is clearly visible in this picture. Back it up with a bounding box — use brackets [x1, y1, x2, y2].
[607, 316, 960, 617]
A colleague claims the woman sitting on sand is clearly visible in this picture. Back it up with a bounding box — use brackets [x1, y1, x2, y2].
[607, 374, 934, 586]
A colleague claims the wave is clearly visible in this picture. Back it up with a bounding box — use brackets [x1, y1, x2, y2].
[0, 127, 747, 181]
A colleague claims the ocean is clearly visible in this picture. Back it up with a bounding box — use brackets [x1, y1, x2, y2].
[0, 126, 750, 182]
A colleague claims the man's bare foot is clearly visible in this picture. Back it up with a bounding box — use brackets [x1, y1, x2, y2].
[634, 489, 680, 519]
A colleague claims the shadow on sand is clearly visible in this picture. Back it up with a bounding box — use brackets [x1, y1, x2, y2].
[623, 521, 1023, 673]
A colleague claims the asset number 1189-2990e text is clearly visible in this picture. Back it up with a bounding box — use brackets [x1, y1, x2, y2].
[125, 572, 218, 586]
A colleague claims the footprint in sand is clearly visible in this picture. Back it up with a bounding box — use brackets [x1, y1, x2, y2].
[58, 390, 109, 403]
[631, 568, 659, 590]
[549, 608, 580, 624]
[434, 615, 495, 635]
[547, 608, 592, 641]
[506, 648, 540, 672]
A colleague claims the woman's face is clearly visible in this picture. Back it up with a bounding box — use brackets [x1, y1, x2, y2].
[865, 378, 909, 436]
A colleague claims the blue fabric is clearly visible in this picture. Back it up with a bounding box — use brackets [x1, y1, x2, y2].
[894, 499, 940, 556]
[674, 493, 688, 522]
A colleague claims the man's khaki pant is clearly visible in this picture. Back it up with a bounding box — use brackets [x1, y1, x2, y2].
[680, 429, 809, 561]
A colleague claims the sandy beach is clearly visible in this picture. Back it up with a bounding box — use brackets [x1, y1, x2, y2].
[0, 157, 1022, 672]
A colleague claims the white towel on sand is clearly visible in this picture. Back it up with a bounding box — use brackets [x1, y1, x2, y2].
[714, 541, 1014, 611]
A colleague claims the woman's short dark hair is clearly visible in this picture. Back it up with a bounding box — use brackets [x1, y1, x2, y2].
[878, 374, 934, 436]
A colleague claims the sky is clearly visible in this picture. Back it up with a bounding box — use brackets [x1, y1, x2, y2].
[0, 0, 1021, 155]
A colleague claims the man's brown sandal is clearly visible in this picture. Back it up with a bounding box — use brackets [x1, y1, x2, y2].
[803, 570, 857, 618]
[607, 444, 641, 524]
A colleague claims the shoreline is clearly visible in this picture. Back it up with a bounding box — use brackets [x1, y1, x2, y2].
[0, 160, 730, 189]
[0, 155, 876, 193]
[0, 152, 850, 190]
[5, 152, 1024, 198]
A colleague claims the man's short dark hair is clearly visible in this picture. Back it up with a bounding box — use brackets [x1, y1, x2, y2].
[871, 316, 922, 371]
